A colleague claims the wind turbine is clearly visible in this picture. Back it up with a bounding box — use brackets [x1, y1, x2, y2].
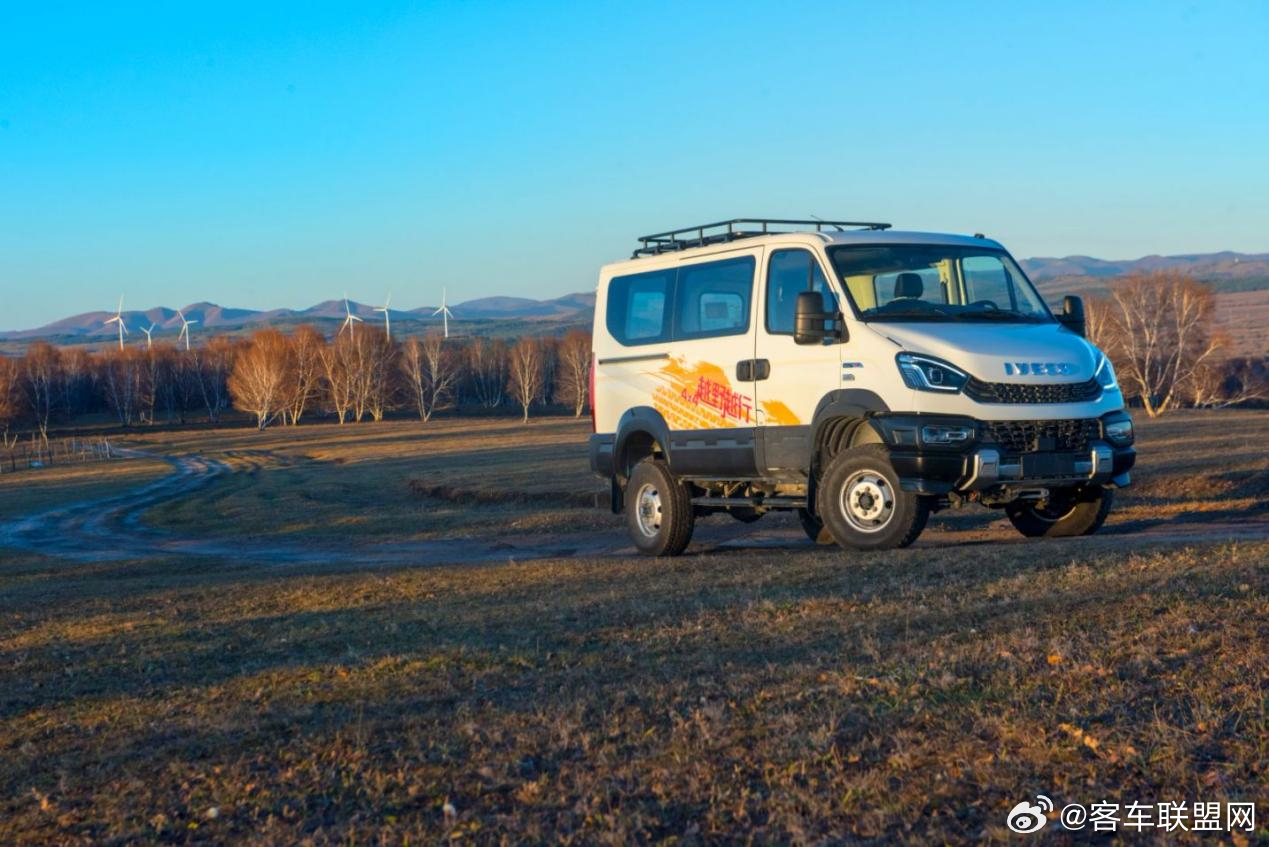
[433, 288, 454, 338]
[104, 296, 129, 351]
[177, 308, 198, 351]
[141, 323, 157, 350]
[340, 294, 363, 339]
[374, 292, 392, 339]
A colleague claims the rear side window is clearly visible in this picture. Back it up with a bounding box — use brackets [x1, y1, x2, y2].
[605, 256, 755, 346]
[674, 257, 754, 340]
[606, 268, 673, 345]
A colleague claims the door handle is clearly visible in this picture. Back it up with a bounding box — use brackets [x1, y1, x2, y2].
[736, 359, 771, 381]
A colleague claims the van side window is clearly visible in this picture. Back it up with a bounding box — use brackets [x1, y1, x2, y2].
[673, 256, 754, 340]
[606, 268, 673, 345]
[766, 249, 835, 334]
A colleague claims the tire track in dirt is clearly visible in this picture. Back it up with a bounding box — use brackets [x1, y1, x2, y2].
[1, 450, 1265, 567]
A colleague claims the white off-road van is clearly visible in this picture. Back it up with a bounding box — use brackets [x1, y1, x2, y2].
[588, 219, 1135, 555]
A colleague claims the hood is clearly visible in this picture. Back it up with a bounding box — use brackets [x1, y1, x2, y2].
[866, 321, 1100, 382]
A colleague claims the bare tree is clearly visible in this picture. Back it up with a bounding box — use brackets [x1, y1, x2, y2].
[229, 329, 293, 430]
[554, 330, 591, 417]
[401, 333, 458, 422]
[0, 356, 21, 440]
[1103, 273, 1223, 417]
[1189, 355, 1268, 408]
[1083, 295, 1115, 354]
[319, 332, 356, 424]
[507, 337, 544, 423]
[285, 325, 325, 425]
[21, 342, 63, 444]
[359, 327, 397, 422]
[61, 349, 97, 420]
[467, 337, 508, 408]
[193, 338, 236, 423]
[101, 347, 148, 427]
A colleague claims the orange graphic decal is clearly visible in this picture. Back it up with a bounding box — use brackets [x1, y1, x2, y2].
[645, 355, 802, 429]
[760, 399, 801, 427]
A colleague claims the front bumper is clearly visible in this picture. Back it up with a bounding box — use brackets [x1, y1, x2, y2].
[873, 412, 1136, 494]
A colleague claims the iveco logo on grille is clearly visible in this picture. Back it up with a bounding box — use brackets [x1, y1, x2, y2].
[1004, 362, 1075, 376]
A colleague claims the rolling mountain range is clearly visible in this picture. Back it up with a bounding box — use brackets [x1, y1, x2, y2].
[1, 292, 598, 343]
[3, 251, 1267, 354]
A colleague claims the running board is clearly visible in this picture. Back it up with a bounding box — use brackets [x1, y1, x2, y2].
[690, 496, 807, 510]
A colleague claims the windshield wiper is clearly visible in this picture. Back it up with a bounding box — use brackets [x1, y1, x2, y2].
[864, 306, 953, 320]
[954, 311, 1048, 322]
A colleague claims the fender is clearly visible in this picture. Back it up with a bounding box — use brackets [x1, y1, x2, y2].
[614, 406, 672, 477]
[810, 389, 890, 448]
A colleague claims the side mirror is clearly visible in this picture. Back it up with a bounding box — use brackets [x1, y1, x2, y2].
[794, 291, 839, 345]
[1058, 295, 1086, 337]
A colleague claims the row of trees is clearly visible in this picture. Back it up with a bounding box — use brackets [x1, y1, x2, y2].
[1085, 272, 1265, 416]
[0, 329, 592, 437]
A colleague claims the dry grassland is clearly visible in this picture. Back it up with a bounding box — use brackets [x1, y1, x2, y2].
[0, 410, 1265, 843]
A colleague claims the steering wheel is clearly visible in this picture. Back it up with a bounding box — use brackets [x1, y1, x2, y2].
[968, 299, 999, 310]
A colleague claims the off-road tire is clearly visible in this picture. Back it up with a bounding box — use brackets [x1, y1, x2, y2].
[797, 507, 834, 545]
[816, 444, 929, 550]
[1006, 485, 1113, 538]
[729, 507, 763, 523]
[625, 459, 695, 556]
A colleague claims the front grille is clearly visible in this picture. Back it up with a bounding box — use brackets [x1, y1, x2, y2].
[983, 419, 1099, 454]
[964, 376, 1102, 404]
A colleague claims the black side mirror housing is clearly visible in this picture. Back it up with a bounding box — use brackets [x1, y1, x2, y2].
[1058, 295, 1086, 337]
[794, 291, 842, 345]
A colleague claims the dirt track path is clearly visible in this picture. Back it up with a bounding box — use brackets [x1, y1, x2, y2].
[2, 451, 1265, 567]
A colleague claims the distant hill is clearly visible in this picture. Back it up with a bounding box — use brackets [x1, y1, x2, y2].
[1022, 250, 1269, 282]
[0, 292, 598, 347]
[1024, 251, 1269, 359]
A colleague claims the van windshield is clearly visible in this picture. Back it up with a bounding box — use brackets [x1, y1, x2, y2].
[827, 245, 1053, 323]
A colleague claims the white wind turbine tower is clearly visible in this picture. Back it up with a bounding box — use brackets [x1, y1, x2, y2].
[141, 323, 157, 350]
[340, 294, 363, 339]
[374, 291, 392, 339]
[177, 308, 198, 351]
[104, 296, 129, 351]
[433, 287, 454, 338]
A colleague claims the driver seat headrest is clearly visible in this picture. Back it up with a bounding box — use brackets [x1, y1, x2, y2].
[893, 272, 924, 300]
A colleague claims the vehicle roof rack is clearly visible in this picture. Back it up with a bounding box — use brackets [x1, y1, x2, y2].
[633, 218, 891, 257]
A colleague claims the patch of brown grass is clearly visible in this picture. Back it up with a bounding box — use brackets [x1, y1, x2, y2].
[0, 537, 1265, 844]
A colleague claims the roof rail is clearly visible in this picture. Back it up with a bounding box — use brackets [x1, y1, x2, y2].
[633, 218, 891, 257]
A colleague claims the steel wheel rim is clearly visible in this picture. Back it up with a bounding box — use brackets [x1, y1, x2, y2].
[839, 470, 895, 533]
[634, 482, 663, 537]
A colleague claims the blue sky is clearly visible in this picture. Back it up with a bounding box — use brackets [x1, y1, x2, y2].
[2, 1, 1267, 330]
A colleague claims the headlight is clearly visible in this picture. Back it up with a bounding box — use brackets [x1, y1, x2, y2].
[896, 353, 968, 393]
[1094, 352, 1118, 390]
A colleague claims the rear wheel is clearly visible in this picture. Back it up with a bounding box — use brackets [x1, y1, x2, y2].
[625, 458, 695, 556]
[816, 444, 929, 550]
[1006, 485, 1113, 538]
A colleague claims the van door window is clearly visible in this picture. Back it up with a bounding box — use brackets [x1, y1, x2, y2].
[673, 256, 754, 340]
[766, 249, 836, 335]
[606, 268, 674, 345]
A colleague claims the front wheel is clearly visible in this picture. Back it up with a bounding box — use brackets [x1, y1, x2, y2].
[797, 507, 834, 545]
[816, 445, 929, 551]
[1006, 486, 1113, 538]
[625, 458, 695, 556]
